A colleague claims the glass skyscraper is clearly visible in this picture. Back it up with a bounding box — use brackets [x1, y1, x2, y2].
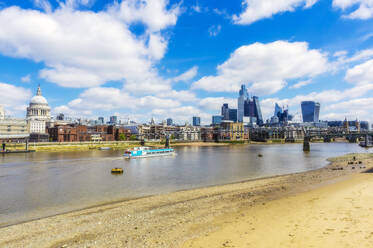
[238, 85, 249, 122]
[301, 101, 320, 122]
[212, 115, 223, 125]
[192, 116, 201, 126]
[221, 103, 230, 120]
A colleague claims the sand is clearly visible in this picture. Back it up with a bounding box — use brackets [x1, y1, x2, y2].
[0, 153, 372, 247]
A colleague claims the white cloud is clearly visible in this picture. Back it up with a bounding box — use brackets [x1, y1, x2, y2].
[233, 0, 319, 25]
[33, 0, 52, 12]
[0, 82, 31, 116]
[198, 97, 237, 111]
[208, 25, 221, 37]
[108, 0, 180, 32]
[0, 2, 179, 90]
[333, 0, 373, 19]
[192, 41, 329, 95]
[171, 66, 198, 82]
[54, 87, 181, 116]
[156, 90, 197, 102]
[21, 74, 31, 83]
[290, 79, 312, 89]
[345, 59, 373, 84]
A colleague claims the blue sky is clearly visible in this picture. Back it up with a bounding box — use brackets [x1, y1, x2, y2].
[0, 0, 373, 124]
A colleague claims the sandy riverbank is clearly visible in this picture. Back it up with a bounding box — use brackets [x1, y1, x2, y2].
[0, 153, 372, 247]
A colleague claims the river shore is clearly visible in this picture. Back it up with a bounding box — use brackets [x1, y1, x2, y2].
[0, 153, 372, 247]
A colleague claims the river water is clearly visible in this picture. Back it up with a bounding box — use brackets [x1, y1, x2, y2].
[0, 143, 369, 227]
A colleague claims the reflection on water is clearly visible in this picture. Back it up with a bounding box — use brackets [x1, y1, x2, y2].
[0, 143, 368, 226]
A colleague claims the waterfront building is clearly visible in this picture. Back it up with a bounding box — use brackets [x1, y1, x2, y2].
[0, 118, 29, 142]
[301, 101, 320, 123]
[212, 115, 223, 125]
[238, 85, 249, 122]
[218, 121, 248, 141]
[26, 86, 51, 135]
[167, 118, 173, 126]
[0, 105, 4, 120]
[192, 116, 201, 126]
[221, 103, 230, 120]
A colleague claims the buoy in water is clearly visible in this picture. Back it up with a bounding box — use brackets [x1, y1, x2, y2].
[111, 168, 124, 174]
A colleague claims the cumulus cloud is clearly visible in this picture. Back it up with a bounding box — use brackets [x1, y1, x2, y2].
[233, 0, 319, 25]
[171, 66, 198, 82]
[290, 79, 312, 89]
[192, 41, 329, 95]
[0, 1, 179, 90]
[0, 82, 31, 116]
[21, 74, 31, 83]
[108, 0, 180, 32]
[333, 0, 373, 19]
[345, 59, 373, 85]
[198, 97, 237, 111]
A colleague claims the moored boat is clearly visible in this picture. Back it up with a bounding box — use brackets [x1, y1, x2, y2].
[123, 146, 175, 158]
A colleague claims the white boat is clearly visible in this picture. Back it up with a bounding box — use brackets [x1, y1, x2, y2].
[123, 147, 175, 158]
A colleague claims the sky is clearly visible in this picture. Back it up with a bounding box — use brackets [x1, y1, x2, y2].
[0, 0, 372, 125]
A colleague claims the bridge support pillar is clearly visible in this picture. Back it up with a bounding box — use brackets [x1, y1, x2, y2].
[303, 136, 310, 152]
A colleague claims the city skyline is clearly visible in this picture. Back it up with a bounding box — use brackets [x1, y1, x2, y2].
[0, 0, 373, 124]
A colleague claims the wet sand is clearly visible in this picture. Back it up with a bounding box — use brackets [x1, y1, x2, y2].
[0, 153, 372, 247]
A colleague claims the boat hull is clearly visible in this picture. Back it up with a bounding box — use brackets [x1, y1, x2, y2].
[124, 151, 176, 159]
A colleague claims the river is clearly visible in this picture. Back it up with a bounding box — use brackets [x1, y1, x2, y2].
[0, 143, 368, 227]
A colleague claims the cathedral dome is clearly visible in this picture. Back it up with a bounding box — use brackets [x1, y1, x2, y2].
[30, 95, 48, 105]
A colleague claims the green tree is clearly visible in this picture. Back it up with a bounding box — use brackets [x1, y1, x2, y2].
[129, 134, 137, 141]
[119, 133, 126, 141]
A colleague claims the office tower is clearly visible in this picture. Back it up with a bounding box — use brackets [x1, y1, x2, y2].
[238, 84, 249, 122]
[56, 113, 64, 121]
[212, 115, 223, 125]
[274, 103, 282, 117]
[221, 103, 230, 120]
[229, 109, 237, 122]
[167, 118, 173, 126]
[301, 101, 320, 122]
[110, 116, 118, 125]
[98, 117, 104, 125]
[192, 116, 201, 126]
[252, 96, 263, 125]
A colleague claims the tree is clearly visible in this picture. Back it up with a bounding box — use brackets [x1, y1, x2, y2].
[119, 133, 126, 141]
[129, 134, 137, 141]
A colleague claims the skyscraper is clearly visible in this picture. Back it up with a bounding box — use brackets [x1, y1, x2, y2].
[238, 85, 249, 122]
[167, 118, 173, 126]
[192, 116, 201, 126]
[301, 101, 320, 122]
[274, 103, 282, 117]
[221, 103, 230, 120]
[98, 117, 104, 125]
[252, 96, 263, 125]
[229, 109, 238, 122]
[212, 115, 223, 125]
[109, 116, 118, 125]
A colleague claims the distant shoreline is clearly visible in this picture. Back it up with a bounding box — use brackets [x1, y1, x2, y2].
[2, 139, 352, 152]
